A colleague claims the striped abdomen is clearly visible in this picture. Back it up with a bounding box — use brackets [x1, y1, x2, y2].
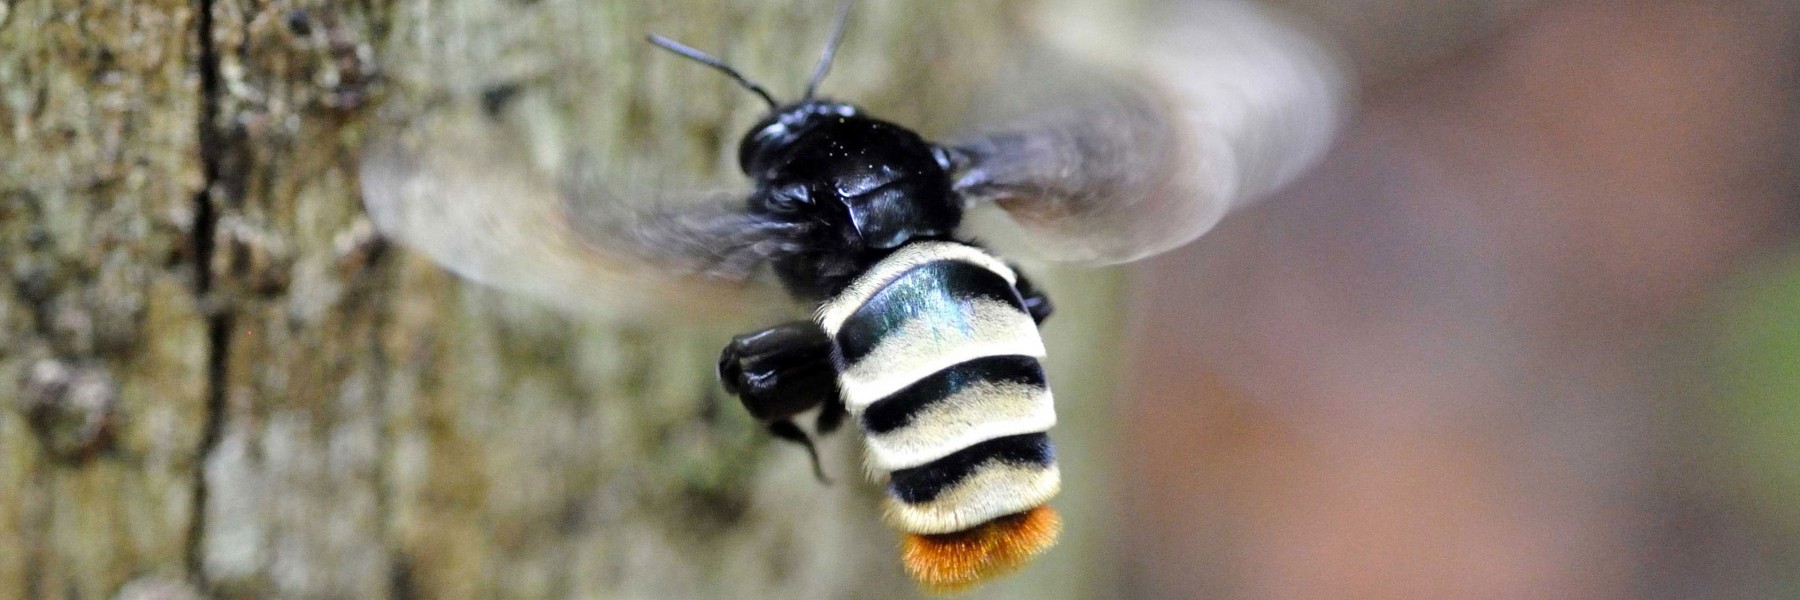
[816, 241, 1061, 580]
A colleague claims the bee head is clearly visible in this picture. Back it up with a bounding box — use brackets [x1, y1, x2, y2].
[737, 101, 859, 174]
[653, 2, 959, 250]
[741, 102, 961, 250]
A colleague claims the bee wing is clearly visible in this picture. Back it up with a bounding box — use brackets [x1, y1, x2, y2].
[948, 1, 1350, 265]
[359, 112, 794, 322]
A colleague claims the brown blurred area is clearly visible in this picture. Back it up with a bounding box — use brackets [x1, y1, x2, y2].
[1118, 1, 1800, 598]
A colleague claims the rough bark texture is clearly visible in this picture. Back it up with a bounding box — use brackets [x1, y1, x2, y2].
[0, 1, 1125, 598]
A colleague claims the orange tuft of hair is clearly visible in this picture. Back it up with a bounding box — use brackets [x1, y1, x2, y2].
[899, 506, 1062, 594]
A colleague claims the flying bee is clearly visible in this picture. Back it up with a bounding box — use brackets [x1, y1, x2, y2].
[360, 0, 1345, 592]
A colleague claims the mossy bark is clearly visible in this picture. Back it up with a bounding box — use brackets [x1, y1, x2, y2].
[0, 1, 1124, 598]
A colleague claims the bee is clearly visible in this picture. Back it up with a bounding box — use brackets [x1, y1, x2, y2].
[360, 0, 1345, 592]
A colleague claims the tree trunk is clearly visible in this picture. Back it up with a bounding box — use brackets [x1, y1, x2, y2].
[0, 1, 1126, 598]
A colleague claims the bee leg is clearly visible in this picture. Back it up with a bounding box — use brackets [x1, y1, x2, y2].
[718, 320, 844, 483]
[815, 397, 848, 434]
[1011, 270, 1055, 324]
[717, 320, 839, 420]
[768, 419, 832, 484]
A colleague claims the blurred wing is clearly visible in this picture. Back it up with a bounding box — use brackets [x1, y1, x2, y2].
[359, 113, 792, 322]
[949, 0, 1350, 264]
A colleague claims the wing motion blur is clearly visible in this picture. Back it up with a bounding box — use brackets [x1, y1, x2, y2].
[358, 112, 792, 322]
[358, 0, 1350, 320]
[947, 0, 1349, 264]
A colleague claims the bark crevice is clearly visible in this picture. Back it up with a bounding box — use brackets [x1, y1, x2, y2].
[182, 0, 231, 587]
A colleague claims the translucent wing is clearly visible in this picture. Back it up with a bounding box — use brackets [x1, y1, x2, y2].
[359, 111, 793, 323]
[948, 1, 1351, 264]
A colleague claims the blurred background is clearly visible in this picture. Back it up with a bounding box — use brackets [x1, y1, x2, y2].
[1119, 1, 1800, 598]
[5, 0, 1800, 598]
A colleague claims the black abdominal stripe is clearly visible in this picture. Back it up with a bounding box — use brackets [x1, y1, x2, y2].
[815, 241, 1060, 535]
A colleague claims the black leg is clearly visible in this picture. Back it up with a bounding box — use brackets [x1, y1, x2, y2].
[719, 320, 845, 484]
[815, 398, 848, 434]
[1012, 269, 1054, 324]
[769, 420, 832, 484]
[717, 320, 840, 423]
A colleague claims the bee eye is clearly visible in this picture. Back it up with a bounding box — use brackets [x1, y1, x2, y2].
[764, 184, 811, 214]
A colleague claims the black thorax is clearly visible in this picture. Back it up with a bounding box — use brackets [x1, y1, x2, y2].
[737, 101, 966, 301]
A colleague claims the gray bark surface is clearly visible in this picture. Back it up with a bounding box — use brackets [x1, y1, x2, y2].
[0, 1, 1125, 598]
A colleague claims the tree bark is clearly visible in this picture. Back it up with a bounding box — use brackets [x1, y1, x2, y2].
[0, 1, 1126, 598]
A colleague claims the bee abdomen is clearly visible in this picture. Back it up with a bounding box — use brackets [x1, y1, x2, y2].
[860, 355, 1055, 468]
[816, 241, 1061, 536]
[880, 431, 1060, 534]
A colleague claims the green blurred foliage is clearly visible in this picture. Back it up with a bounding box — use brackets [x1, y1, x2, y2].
[1708, 253, 1800, 537]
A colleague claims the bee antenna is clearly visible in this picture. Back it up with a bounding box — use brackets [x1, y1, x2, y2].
[803, 0, 855, 100]
[647, 34, 780, 109]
